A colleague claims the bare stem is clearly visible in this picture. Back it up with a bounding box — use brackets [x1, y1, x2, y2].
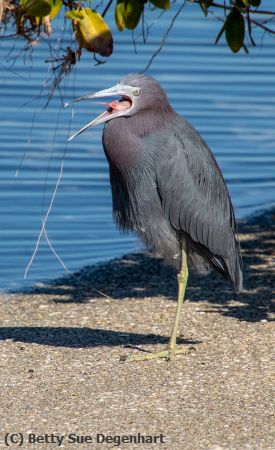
[102, 0, 114, 17]
[144, 0, 186, 72]
[247, 11, 256, 47]
[188, 0, 275, 16]
[251, 18, 275, 35]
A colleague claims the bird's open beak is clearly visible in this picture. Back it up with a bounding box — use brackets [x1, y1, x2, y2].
[66, 83, 135, 141]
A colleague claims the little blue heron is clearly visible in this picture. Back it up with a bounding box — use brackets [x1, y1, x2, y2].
[68, 74, 243, 362]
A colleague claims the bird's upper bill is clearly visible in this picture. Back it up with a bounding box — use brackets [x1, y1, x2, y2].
[66, 83, 140, 141]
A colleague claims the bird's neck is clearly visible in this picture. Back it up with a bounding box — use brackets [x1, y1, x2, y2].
[103, 108, 174, 170]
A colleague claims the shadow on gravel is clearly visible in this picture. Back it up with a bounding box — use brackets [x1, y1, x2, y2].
[0, 327, 201, 349]
[16, 209, 275, 324]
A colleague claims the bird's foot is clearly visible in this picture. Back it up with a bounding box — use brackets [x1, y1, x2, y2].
[120, 345, 195, 363]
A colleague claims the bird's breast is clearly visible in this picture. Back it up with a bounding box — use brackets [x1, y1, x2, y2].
[103, 117, 143, 170]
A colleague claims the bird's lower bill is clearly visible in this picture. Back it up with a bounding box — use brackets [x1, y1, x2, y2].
[68, 96, 132, 141]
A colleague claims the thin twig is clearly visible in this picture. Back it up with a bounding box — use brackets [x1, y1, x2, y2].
[247, 11, 256, 47]
[242, 42, 249, 54]
[102, 0, 113, 17]
[24, 106, 73, 278]
[15, 93, 42, 177]
[91, 287, 114, 300]
[143, 1, 186, 72]
[0, 62, 27, 80]
[24, 159, 65, 279]
[141, 8, 146, 44]
[251, 18, 275, 35]
[44, 225, 70, 273]
[131, 29, 137, 54]
[188, 0, 275, 16]
[135, 7, 166, 43]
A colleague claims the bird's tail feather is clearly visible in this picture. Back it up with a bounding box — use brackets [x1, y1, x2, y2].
[190, 240, 243, 293]
[225, 251, 243, 293]
[211, 251, 243, 293]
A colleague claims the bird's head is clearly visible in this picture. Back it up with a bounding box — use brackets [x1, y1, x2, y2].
[67, 73, 170, 141]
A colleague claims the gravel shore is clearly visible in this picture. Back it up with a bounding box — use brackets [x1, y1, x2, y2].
[0, 208, 274, 449]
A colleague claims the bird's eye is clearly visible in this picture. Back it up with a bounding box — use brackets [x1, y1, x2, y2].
[132, 88, 141, 96]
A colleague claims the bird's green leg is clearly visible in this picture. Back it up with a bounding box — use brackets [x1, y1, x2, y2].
[121, 240, 192, 362]
[166, 243, 188, 356]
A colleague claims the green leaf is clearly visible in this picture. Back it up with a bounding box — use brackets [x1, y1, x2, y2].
[47, 0, 62, 20]
[115, 0, 126, 31]
[115, 1, 142, 31]
[66, 8, 113, 57]
[125, 0, 142, 30]
[65, 10, 85, 20]
[23, 0, 51, 17]
[225, 7, 245, 53]
[149, 0, 170, 10]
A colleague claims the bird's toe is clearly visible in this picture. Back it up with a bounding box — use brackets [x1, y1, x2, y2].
[120, 345, 195, 363]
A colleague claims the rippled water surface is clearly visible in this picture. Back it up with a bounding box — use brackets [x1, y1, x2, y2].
[0, 2, 275, 290]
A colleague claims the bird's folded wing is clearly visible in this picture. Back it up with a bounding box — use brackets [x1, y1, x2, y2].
[154, 118, 238, 261]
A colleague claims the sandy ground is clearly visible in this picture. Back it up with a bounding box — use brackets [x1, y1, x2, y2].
[0, 209, 274, 450]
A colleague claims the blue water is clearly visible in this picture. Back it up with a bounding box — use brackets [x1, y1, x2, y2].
[0, 2, 275, 290]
